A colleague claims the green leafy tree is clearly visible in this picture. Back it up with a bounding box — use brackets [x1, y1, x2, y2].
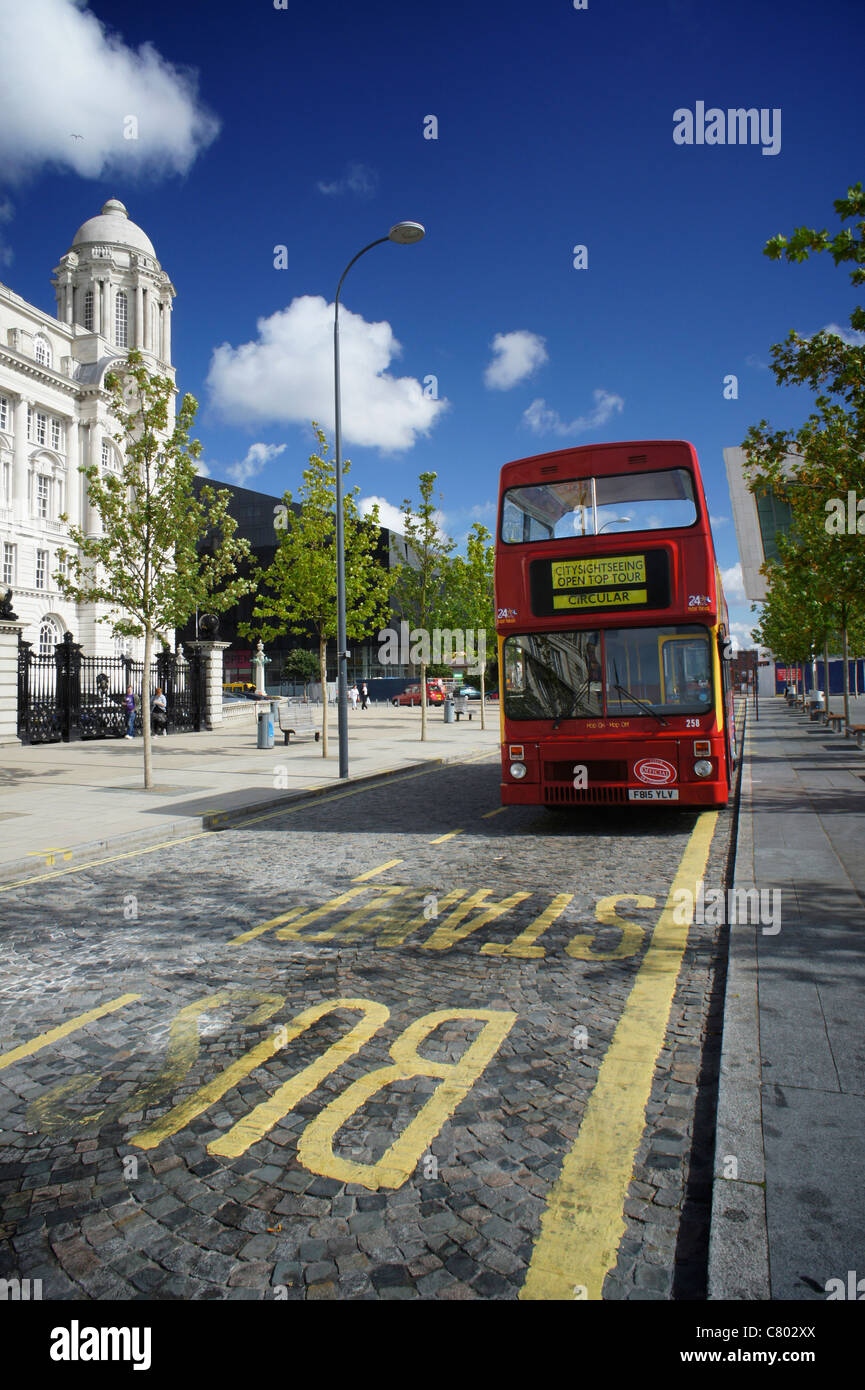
[282, 648, 320, 696]
[242, 424, 391, 756]
[56, 350, 252, 788]
[441, 523, 496, 729]
[392, 472, 454, 740]
[743, 183, 865, 728]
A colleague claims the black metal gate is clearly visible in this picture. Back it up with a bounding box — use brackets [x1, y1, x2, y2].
[17, 634, 203, 745]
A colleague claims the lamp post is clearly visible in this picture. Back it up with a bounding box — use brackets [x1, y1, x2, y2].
[333, 221, 425, 779]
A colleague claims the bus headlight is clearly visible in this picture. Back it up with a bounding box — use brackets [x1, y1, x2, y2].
[693, 759, 713, 778]
[509, 761, 527, 779]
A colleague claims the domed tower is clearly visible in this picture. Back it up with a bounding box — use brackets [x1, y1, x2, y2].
[51, 199, 175, 371]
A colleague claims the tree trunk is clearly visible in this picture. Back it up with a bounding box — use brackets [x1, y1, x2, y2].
[479, 666, 486, 731]
[319, 637, 328, 757]
[420, 660, 427, 741]
[142, 626, 153, 790]
[824, 637, 831, 720]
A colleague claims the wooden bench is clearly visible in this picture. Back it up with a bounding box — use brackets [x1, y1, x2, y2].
[453, 697, 474, 721]
[276, 701, 321, 745]
[826, 713, 845, 733]
[844, 723, 865, 748]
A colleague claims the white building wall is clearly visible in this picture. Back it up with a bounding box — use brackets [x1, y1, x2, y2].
[0, 199, 176, 659]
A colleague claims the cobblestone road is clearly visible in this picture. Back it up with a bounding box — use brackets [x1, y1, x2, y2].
[0, 753, 733, 1300]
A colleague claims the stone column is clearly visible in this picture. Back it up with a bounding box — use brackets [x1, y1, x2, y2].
[65, 419, 80, 530]
[135, 285, 144, 348]
[0, 620, 24, 747]
[12, 396, 29, 526]
[86, 422, 103, 535]
[161, 299, 171, 364]
[187, 640, 230, 730]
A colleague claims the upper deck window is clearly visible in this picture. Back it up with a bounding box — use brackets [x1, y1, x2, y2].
[501, 468, 698, 543]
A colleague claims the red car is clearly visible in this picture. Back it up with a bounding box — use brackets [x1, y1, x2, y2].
[392, 682, 446, 707]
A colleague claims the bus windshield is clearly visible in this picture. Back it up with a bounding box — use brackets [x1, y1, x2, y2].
[501, 468, 698, 543]
[504, 625, 713, 720]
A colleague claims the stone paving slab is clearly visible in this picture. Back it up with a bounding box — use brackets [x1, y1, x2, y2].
[0, 704, 500, 882]
[709, 698, 865, 1300]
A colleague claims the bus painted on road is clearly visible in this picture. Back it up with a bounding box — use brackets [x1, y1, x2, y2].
[495, 440, 734, 808]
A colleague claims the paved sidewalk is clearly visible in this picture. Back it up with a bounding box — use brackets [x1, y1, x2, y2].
[0, 702, 500, 883]
[709, 696, 865, 1300]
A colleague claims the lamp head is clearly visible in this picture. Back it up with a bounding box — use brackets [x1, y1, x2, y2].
[388, 221, 425, 245]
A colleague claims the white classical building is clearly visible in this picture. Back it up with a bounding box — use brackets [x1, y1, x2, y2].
[0, 198, 175, 657]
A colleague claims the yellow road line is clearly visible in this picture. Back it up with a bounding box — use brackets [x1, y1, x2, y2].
[0, 759, 475, 894]
[482, 807, 507, 819]
[520, 811, 718, 1301]
[352, 859, 404, 882]
[0, 993, 141, 1072]
[429, 830, 462, 844]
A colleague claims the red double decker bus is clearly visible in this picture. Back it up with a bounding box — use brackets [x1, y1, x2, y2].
[495, 440, 734, 808]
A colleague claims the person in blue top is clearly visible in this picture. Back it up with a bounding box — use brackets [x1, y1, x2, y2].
[124, 686, 136, 739]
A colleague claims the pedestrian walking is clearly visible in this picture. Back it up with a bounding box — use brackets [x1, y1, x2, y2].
[349, 684, 359, 711]
[152, 686, 168, 735]
[359, 682, 369, 710]
[124, 685, 136, 739]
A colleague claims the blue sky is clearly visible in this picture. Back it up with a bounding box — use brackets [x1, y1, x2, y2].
[1, 0, 862, 648]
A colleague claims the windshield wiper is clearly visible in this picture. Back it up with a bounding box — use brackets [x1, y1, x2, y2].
[550, 679, 592, 730]
[612, 682, 669, 727]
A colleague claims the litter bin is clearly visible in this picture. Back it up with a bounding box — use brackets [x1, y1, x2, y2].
[257, 704, 274, 748]
[443, 696, 455, 724]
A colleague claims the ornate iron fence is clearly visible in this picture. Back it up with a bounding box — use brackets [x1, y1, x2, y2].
[17, 634, 203, 745]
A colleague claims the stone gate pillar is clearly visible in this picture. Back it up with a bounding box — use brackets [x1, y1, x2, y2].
[0, 619, 25, 747]
[187, 640, 230, 730]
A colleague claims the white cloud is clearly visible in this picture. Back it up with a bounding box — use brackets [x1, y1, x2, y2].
[359, 494, 450, 544]
[721, 562, 746, 601]
[207, 295, 447, 452]
[316, 162, 378, 198]
[359, 495, 405, 534]
[484, 331, 548, 390]
[729, 620, 757, 653]
[226, 441, 287, 488]
[194, 460, 210, 478]
[0, 0, 219, 184]
[819, 321, 865, 347]
[710, 514, 729, 526]
[523, 389, 624, 437]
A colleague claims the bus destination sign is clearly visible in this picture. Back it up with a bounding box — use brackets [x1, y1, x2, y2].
[529, 549, 670, 617]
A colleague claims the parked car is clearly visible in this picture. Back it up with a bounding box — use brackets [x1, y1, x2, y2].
[457, 685, 482, 699]
[392, 682, 446, 707]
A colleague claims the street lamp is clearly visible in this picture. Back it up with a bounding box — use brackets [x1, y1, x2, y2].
[333, 221, 426, 778]
[598, 516, 633, 533]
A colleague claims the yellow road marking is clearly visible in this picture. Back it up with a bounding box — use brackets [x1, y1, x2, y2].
[482, 807, 507, 819]
[352, 859, 404, 881]
[421, 889, 531, 951]
[429, 830, 462, 844]
[565, 893, 656, 961]
[520, 811, 718, 1301]
[0, 758, 482, 894]
[481, 893, 573, 958]
[229, 886, 371, 946]
[0, 993, 141, 1072]
[297, 1008, 517, 1190]
[208, 999, 390, 1160]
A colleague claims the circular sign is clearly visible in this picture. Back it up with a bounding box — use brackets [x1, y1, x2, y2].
[634, 757, 676, 785]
